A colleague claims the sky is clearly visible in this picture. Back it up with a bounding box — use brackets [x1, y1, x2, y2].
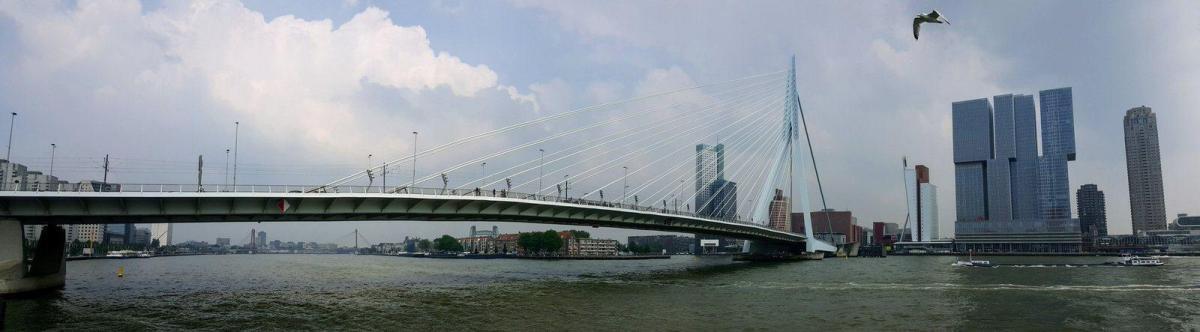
[1, 0, 1197, 245]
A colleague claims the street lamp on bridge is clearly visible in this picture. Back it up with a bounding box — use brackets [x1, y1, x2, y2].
[411, 131, 418, 188]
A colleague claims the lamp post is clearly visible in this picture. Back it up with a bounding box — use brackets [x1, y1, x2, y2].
[232, 121, 239, 187]
[537, 148, 544, 195]
[411, 131, 418, 188]
[367, 154, 374, 187]
[223, 148, 229, 189]
[48, 144, 56, 178]
[622, 166, 628, 206]
[3, 112, 15, 191]
[481, 162, 488, 188]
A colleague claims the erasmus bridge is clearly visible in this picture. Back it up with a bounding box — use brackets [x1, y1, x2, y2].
[0, 59, 837, 294]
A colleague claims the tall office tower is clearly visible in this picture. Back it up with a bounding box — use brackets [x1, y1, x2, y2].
[904, 165, 939, 242]
[952, 88, 1080, 252]
[1076, 184, 1108, 238]
[1123, 106, 1168, 234]
[695, 144, 726, 217]
[1037, 88, 1076, 220]
[257, 231, 267, 248]
[951, 98, 993, 223]
[150, 223, 174, 246]
[767, 189, 789, 231]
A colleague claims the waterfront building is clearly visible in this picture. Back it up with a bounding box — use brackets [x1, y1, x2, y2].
[1171, 214, 1200, 232]
[571, 238, 618, 256]
[628, 235, 694, 254]
[459, 236, 497, 254]
[1123, 106, 1168, 234]
[904, 165, 939, 242]
[149, 223, 173, 246]
[793, 209, 863, 246]
[469, 225, 499, 238]
[216, 237, 231, 247]
[74, 224, 106, 244]
[132, 227, 151, 245]
[1076, 184, 1108, 239]
[105, 223, 136, 245]
[766, 189, 789, 231]
[556, 232, 618, 256]
[952, 88, 1081, 253]
[494, 234, 520, 254]
[257, 231, 267, 248]
[872, 222, 901, 244]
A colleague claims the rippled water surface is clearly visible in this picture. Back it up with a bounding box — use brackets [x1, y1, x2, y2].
[4, 255, 1199, 330]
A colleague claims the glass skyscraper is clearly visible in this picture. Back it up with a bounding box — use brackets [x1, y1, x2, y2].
[952, 87, 1080, 252]
[1037, 87, 1076, 220]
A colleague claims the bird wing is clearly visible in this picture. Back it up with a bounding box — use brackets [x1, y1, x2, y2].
[928, 10, 941, 20]
[913, 18, 921, 39]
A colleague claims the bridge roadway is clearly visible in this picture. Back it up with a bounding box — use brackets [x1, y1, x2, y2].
[0, 184, 805, 244]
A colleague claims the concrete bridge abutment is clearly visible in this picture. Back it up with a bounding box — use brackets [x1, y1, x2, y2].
[1, 219, 66, 296]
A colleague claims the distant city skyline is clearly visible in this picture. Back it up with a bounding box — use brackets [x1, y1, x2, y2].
[1, 2, 1197, 242]
[951, 87, 1082, 252]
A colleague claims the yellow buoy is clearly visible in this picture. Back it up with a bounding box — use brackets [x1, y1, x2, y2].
[117, 266, 124, 278]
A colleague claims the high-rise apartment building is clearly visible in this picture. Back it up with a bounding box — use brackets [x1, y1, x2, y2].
[150, 223, 173, 246]
[695, 144, 724, 214]
[1076, 184, 1108, 238]
[695, 143, 737, 219]
[1123, 106, 1167, 234]
[952, 88, 1081, 252]
[904, 165, 939, 242]
[767, 189, 789, 231]
[74, 224, 106, 243]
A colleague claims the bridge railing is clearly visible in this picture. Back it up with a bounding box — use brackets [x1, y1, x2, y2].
[14, 183, 763, 226]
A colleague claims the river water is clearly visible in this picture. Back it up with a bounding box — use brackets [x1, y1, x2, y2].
[3, 255, 1199, 330]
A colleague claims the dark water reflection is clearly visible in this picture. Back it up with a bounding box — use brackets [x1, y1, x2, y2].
[3, 255, 1198, 330]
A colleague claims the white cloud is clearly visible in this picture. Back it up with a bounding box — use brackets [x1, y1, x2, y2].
[0, 0, 529, 179]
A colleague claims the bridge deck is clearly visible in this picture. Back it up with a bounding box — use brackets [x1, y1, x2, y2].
[0, 186, 805, 244]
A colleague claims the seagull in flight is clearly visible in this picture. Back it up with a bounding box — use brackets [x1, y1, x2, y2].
[913, 10, 950, 40]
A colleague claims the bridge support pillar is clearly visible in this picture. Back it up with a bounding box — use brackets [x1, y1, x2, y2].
[1, 220, 66, 295]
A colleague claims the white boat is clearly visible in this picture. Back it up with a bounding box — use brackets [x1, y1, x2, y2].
[953, 252, 995, 267]
[952, 259, 995, 268]
[105, 250, 153, 258]
[1111, 254, 1164, 266]
[106, 250, 137, 258]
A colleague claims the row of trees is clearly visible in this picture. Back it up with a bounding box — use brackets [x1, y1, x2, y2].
[432, 235, 463, 252]
[518, 230, 563, 256]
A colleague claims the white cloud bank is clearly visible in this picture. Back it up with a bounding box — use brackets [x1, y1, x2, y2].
[0, 0, 537, 178]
